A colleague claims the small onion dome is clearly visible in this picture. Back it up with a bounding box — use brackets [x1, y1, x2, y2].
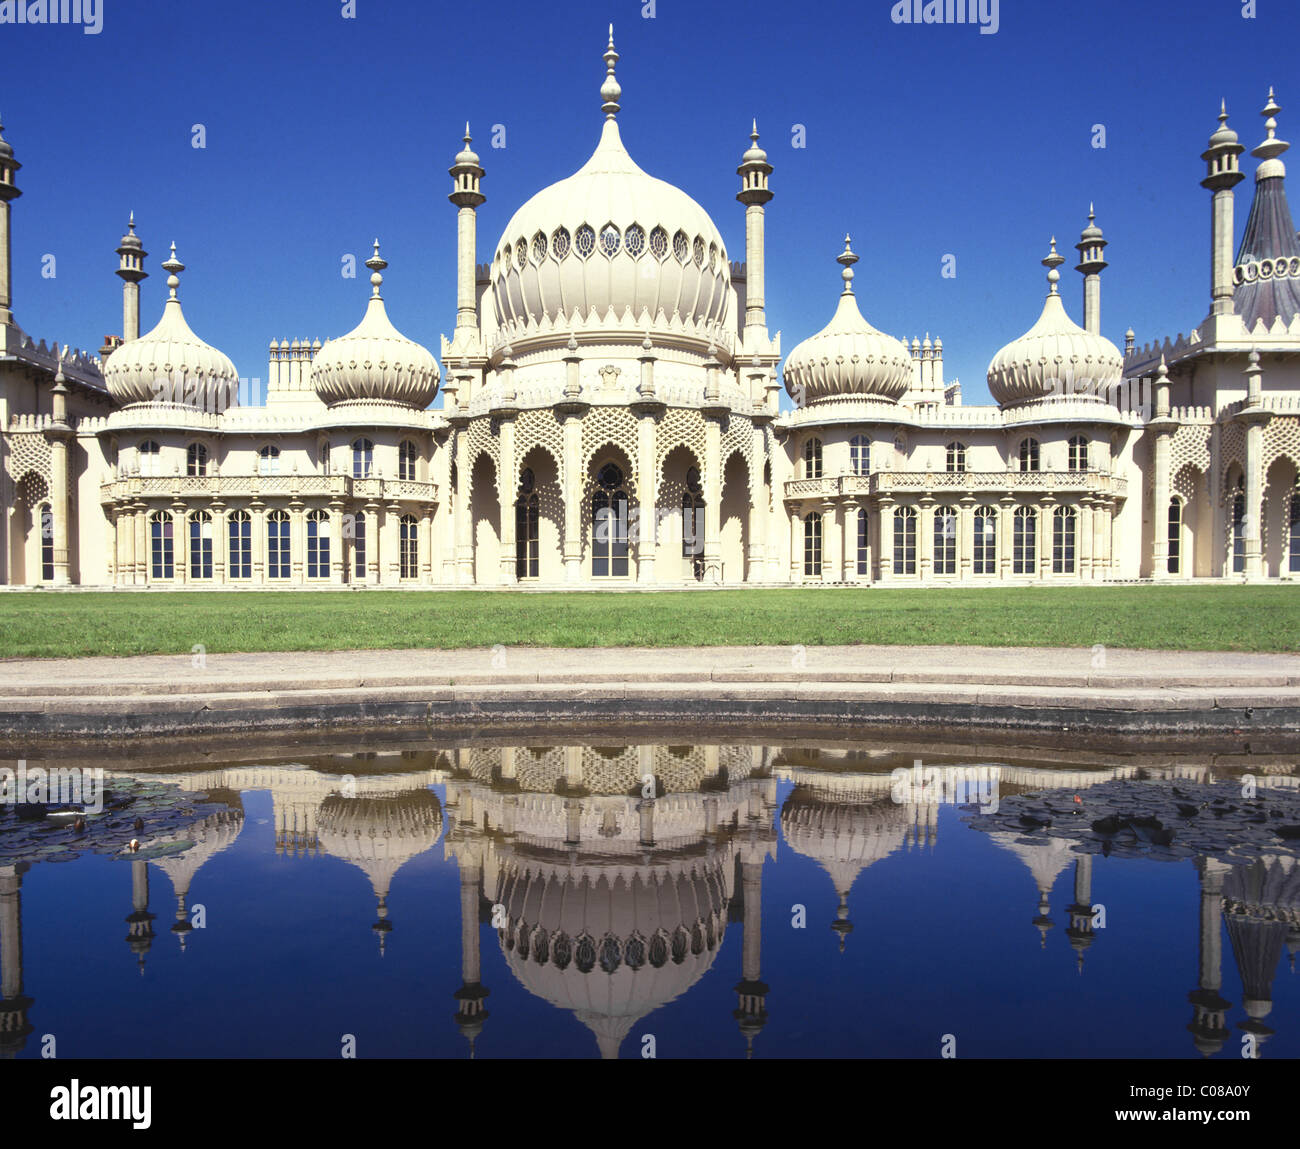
[103, 243, 239, 411]
[741, 120, 768, 166]
[453, 123, 481, 167]
[1209, 100, 1240, 149]
[783, 236, 913, 404]
[0, 114, 13, 160]
[311, 241, 440, 408]
[1079, 204, 1104, 243]
[986, 238, 1123, 407]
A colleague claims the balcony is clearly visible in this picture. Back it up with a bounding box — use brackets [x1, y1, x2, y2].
[785, 471, 1127, 501]
[99, 473, 439, 505]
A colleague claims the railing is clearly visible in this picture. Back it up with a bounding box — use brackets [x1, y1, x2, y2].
[99, 473, 439, 504]
[785, 471, 1128, 500]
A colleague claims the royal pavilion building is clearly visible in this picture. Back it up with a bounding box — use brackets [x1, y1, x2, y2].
[1, 32, 1298, 590]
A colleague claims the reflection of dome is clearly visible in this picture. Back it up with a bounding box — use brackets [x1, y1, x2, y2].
[103, 244, 239, 411]
[783, 238, 912, 405]
[311, 242, 440, 409]
[1224, 855, 1300, 1039]
[986, 239, 1122, 407]
[988, 830, 1074, 947]
[150, 807, 244, 949]
[490, 30, 729, 349]
[495, 856, 729, 1058]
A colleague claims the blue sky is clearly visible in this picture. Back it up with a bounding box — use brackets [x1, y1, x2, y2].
[2, 0, 1296, 405]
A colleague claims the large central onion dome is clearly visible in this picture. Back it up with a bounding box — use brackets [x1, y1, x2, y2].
[491, 29, 730, 347]
[311, 242, 440, 408]
[986, 239, 1122, 407]
[783, 237, 913, 405]
[103, 244, 239, 412]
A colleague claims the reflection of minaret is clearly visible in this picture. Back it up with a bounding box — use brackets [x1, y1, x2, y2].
[1224, 855, 1300, 1056]
[152, 807, 245, 951]
[0, 864, 33, 1058]
[988, 833, 1073, 951]
[733, 779, 776, 1058]
[453, 852, 490, 1058]
[1188, 858, 1232, 1058]
[1064, 854, 1096, 973]
[124, 859, 156, 975]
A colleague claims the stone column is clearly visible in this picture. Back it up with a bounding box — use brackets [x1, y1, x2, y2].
[290, 502, 306, 585]
[790, 508, 802, 582]
[958, 495, 976, 579]
[878, 497, 894, 581]
[1078, 499, 1093, 578]
[842, 499, 858, 582]
[383, 500, 401, 584]
[561, 411, 584, 581]
[636, 408, 658, 583]
[421, 506, 434, 584]
[918, 496, 934, 579]
[703, 416, 723, 582]
[1152, 431, 1172, 576]
[173, 503, 188, 584]
[44, 375, 72, 585]
[747, 422, 767, 581]
[1243, 418, 1266, 579]
[821, 499, 838, 583]
[133, 501, 148, 584]
[454, 447, 474, 584]
[329, 498, 344, 584]
[1039, 498, 1055, 578]
[496, 412, 516, 584]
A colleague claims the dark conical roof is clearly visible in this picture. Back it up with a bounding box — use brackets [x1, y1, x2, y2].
[1233, 173, 1300, 328]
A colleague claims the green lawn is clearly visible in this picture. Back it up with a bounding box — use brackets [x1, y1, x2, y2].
[0, 586, 1295, 659]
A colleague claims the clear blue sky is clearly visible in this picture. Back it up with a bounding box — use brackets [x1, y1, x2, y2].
[3, 0, 1297, 405]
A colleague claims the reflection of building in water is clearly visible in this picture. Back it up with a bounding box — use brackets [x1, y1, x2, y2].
[124, 858, 156, 974]
[443, 743, 777, 1058]
[1223, 854, 1300, 1054]
[149, 803, 244, 950]
[1189, 858, 1233, 1056]
[987, 833, 1075, 951]
[0, 863, 32, 1058]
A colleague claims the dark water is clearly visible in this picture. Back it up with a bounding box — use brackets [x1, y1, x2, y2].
[2, 739, 1298, 1060]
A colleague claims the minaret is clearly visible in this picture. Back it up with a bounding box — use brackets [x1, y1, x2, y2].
[124, 858, 156, 975]
[0, 114, 22, 328]
[1200, 101, 1245, 318]
[115, 213, 148, 343]
[1074, 205, 1107, 335]
[0, 864, 33, 1058]
[1187, 858, 1232, 1057]
[737, 119, 773, 348]
[448, 124, 485, 339]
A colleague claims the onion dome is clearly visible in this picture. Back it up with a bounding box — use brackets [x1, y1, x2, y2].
[782, 236, 913, 405]
[986, 238, 1123, 407]
[491, 27, 730, 345]
[311, 241, 440, 408]
[102, 244, 239, 411]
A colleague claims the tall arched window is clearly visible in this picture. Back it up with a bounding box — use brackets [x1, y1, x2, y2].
[189, 511, 213, 579]
[307, 509, 330, 578]
[39, 504, 54, 581]
[399, 440, 417, 481]
[267, 509, 290, 579]
[138, 440, 161, 477]
[681, 467, 705, 582]
[516, 468, 540, 579]
[1068, 436, 1089, 471]
[1167, 497, 1183, 575]
[592, 463, 629, 577]
[1053, 506, 1077, 573]
[857, 507, 870, 575]
[945, 442, 967, 473]
[1019, 438, 1040, 472]
[1290, 488, 1300, 574]
[1230, 479, 1246, 574]
[258, 445, 281, 476]
[400, 515, 419, 579]
[352, 512, 367, 581]
[803, 512, 822, 577]
[1013, 506, 1037, 574]
[150, 511, 174, 579]
[187, 442, 208, 477]
[974, 505, 997, 574]
[804, 438, 823, 479]
[352, 438, 374, 479]
[933, 505, 958, 575]
[894, 506, 917, 574]
[850, 435, 870, 476]
[228, 510, 251, 578]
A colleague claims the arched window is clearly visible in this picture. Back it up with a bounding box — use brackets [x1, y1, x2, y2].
[228, 510, 251, 578]
[592, 463, 629, 577]
[1290, 489, 1300, 574]
[267, 509, 290, 579]
[187, 442, 208, 477]
[189, 511, 213, 579]
[400, 515, 419, 579]
[933, 505, 958, 575]
[150, 511, 174, 579]
[351, 512, 367, 581]
[1052, 506, 1077, 573]
[1230, 479, 1246, 574]
[1167, 497, 1183, 575]
[804, 438, 823, 480]
[138, 440, 161, 477]
[516, 468, 540, 579]
[974, 505, 997, 574]
[945, 441, 967, 473]
[681, 467, 705, 581]
[1068, 436, 1089, 472]
[307, 509, 330, 578]
[39, 504, 54, 581]
[399, 440, 417, 482]
[857, 507, 870, 575]
[803, 512, 822, 577]
[850, 435, 870, 476]
[1013, 506, 1037, 574]
[258, 445, 281, 476]
[894, 506, 917, 574]
[352, 438, 374, 479]
[1019, 438, 1040, 472]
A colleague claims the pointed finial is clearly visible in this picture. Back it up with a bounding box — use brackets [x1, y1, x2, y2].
[751, 118, 759, 142]
[1254, 87, 1289, 168]
[1088, 202, 1095, 223]
[1220, 97, 1228, 121]
[464, 121, 471, 145]
[601, 25, 621, 118]
[836, 234, 858, 293]
[365, 238, 386, 297]
[128, 210, 136, 233]
[1042, 237, 1064, 294]
[161, 241, 184, 299]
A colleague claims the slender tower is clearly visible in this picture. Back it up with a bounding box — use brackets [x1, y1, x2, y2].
[1201, 101, 1245, 318]
[737, 121, 773, 349]
[448, 125, 485, 340]
[115, 213, 148, 342]
[1074, 205, 1107, 335]
[0, 115, 21, 329]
